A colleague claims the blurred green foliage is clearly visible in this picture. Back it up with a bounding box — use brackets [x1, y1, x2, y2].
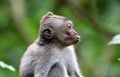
[0, 0, 120, 77]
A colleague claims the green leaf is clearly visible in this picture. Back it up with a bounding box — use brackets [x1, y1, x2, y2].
[117, 58, 120, 61]
[108, 34, 120, 45]
[0, 61, 16, 72]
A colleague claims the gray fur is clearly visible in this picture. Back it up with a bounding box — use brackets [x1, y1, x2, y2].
[20, 39, 83, 77]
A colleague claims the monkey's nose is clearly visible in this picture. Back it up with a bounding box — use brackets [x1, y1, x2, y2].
[76, 35, 80, 41]
[74, 32, 78, 35]
[72, 30, 79, 36]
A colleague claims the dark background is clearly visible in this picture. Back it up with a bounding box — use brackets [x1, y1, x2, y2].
[0, 0, 120, 77]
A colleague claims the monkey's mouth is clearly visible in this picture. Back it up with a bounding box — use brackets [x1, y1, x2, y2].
[64, 35, 80, 45]
[72, 36, 80, 43]
[67, 35, 80, 43]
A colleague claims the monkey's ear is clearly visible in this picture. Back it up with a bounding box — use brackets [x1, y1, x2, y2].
[41, 28, 54, 40]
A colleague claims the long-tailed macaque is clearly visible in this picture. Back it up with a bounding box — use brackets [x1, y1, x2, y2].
[19, 12, 83, 77]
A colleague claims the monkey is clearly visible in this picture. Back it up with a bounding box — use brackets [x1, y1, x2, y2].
[19, 12, 83, 77]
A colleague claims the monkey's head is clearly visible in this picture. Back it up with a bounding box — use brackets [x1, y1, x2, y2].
[39, 12, 80, 48]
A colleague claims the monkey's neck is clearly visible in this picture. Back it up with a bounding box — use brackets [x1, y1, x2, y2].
[37, 37, 68, 49]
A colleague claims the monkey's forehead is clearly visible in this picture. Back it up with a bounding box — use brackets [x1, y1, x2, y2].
[49, 15, 65, 18]
[43, 18, 65, 27]
[41, 17, 71, 27]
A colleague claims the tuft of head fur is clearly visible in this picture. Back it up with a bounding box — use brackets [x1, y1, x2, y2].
[40, 12, 65, 26]
[40, 12, 54, 25]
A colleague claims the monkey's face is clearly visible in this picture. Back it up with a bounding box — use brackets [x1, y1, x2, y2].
[40, 17, 80, 47]
[55, 20, 80, 47]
